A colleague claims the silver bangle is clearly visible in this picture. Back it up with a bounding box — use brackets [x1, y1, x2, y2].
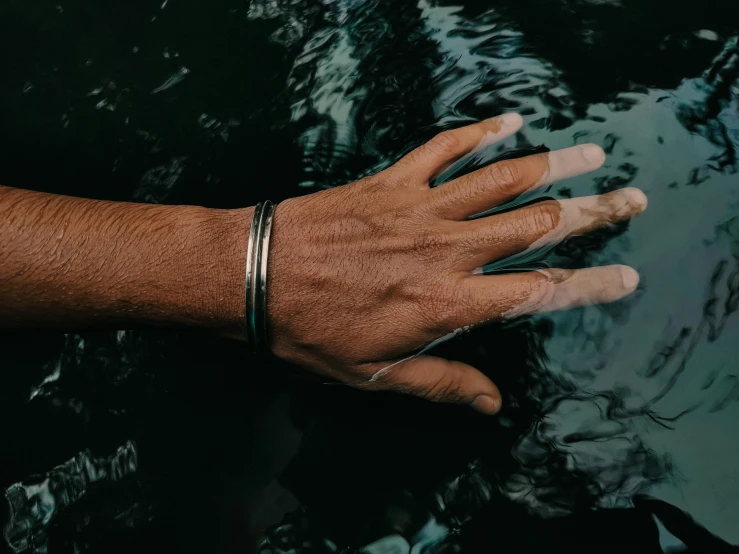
[244, 200, 275, 354]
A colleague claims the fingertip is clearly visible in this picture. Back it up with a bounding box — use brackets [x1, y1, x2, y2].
[482, 112, 523, 142]
[581, 143, 606, 168]
[538, 144, 605, 188]
[622, 187, 648, 212]
[496, 112, 524, 132]
[618, 265, 640, 292]
[471, 394, 501, 415]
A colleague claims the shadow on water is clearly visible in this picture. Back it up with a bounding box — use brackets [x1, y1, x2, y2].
[0, 0, 738, 552]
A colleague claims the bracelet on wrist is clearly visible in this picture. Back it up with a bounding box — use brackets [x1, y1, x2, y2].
[244, 200, 275, 353]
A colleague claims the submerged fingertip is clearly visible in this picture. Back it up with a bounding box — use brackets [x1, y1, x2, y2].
[499, 112, 523, 128]
[485, 112, 523, 137]
[581, 143, 606, 167]
[623, 187, 648, 211]
[618, 265, 640, 292]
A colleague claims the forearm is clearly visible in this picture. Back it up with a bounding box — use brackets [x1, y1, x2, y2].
[0, 185, 250, 335]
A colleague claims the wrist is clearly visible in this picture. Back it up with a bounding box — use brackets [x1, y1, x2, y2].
[183, 205, 253, 338]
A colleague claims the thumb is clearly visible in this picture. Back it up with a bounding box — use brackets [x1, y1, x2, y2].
[371, 355, 502, 415]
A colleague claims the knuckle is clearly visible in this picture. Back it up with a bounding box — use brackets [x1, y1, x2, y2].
[486, 159, 523, 191]
[526, 201, 560, 237]
[425, 130, 461, 156]
[524, 278, 557, 312]
[360, 171, 395, 190]
[424, 366, 464, 402]
[422, 284, 465, 330]
[412, 229, 450, 259]
[374, 203, 420, 232]
[429, 286, 465, 335]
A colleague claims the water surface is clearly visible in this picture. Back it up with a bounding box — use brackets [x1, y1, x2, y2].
[1, 0, 738, 552]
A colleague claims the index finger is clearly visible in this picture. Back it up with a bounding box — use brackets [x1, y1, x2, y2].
[395, 113, 524, 183]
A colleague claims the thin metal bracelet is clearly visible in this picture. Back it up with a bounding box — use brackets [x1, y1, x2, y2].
[254, 200, 276, 354]
[244, 202, 265, 346]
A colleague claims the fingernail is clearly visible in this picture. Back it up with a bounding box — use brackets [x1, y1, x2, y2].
[471, 395, 501, 415]
[498, 112, 523, 126]
[581, 144, 606, 167]
[619, 266, 640, 292]
[499, 113, 523, 130]
[487, 112, 523, 132]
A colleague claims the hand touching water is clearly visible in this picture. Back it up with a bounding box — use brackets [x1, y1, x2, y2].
[268, 114, 647, 414]
[0, 114, 645, 415]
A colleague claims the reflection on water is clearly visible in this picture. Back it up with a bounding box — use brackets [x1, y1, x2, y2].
[0, 0, 738, 552]
[4, 442, 139, 553]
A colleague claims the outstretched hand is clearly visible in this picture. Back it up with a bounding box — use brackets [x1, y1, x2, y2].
[267, 114, 647, 414]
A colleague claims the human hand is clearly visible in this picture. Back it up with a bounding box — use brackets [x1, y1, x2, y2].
[267, 114, 647, 414]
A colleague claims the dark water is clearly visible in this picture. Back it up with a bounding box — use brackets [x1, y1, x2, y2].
[1, 0, 738, 552]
